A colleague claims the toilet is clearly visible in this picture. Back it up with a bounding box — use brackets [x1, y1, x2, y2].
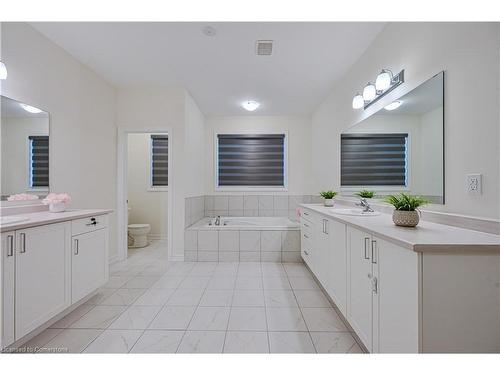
[128, 223, 151, 248]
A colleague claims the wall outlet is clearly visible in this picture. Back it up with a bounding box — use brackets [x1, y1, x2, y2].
[466, 174, 482, 195]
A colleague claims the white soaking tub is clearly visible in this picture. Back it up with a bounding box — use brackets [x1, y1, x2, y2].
[185, 217, 301, 263]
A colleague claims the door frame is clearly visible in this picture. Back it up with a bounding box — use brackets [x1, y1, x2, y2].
[116, 127, 173, 262]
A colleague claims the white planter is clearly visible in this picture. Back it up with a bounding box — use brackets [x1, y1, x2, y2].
[324, 198, 334, 207]
[49, 202, 66, 213]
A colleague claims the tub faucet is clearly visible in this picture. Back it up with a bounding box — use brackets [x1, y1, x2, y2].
[356, 198, 374, 213]
[214, 215, 221, 226]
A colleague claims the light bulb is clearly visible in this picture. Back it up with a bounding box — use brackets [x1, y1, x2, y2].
[20, 103, 43, 114]
[384, 100, 403, 111]
[352, 94, 364, 109]
[362, 83, 376, 101]
[375, 70, 392, 91]
[0, 61, 7, 80]
[242, 100, 260, 111]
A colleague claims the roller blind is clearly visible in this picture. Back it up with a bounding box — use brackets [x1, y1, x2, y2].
[151, 135, 168, 187]
[29, 136, 49, 188]
[217, 134, 285, 187]
[341, 133, 408, 187]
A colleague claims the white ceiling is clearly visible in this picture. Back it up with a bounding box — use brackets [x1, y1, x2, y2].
[30, 22, 385, 116]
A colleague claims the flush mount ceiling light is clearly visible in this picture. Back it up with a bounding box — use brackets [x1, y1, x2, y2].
[0, 60, 7, 80]
[352, 69, 405, 110]
[384, 100, 403, 111]
[352, 93, 364, 109]
[362, 83, 377, 101]
[202, 26, 217, 37]
[242, 100, 260, 112]
[20, 103, 43, 114]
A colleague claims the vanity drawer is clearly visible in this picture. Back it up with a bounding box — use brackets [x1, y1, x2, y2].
[300, 209, 316, 224]
[72, 215, 107, 236]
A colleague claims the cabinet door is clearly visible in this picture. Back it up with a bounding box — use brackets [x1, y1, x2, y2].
[15, 223, 71, 340]
[325, 220, 347, 316]
[1, 231, 15, 348]
[347, 226, 373, 351]
[374, 236, 419, 353]
[72, 228, 108, 303]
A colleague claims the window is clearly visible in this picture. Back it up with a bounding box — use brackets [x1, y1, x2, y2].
[150, 134, 168, 187]
[216, 134, 286, 188]
[28, 135, 49, 188]
[341, 133, 408, 187]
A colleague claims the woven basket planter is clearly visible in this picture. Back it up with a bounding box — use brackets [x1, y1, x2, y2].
[392, 210, 420, 227]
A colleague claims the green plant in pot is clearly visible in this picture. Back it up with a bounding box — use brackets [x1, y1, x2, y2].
[384, 193, 430, 227]
[354, 190, 375, 199]
[320, 190, 337, 207]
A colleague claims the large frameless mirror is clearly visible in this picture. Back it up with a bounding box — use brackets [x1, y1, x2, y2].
[341, 72, 444, 204]
[1, 95, 50, 201]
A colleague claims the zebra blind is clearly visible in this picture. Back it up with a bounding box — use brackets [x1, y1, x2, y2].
[28, 136, 49, 188]
[151, 135, 168, 187]
[217, 134, 285, 187]
[341, 133, 408, 187]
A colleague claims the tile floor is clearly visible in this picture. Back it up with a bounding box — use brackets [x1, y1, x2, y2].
[19, 240, 362, 354]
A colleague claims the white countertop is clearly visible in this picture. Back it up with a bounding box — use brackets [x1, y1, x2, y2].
[0, 209, 113, 232]
[300, 204, 500, 253]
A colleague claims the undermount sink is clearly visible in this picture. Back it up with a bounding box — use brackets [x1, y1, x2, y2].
[0, 216, 30, 225]
[329, 208, 381, 217]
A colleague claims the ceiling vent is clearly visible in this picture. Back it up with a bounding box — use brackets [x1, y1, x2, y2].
[256, 40, 273, 56]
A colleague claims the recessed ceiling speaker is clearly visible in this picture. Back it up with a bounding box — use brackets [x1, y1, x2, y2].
[256, 40, 273, 56]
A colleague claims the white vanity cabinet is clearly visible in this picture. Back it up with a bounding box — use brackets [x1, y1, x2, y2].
[0, 210, 110, 350]
[71, 215, 108, 303]
[15, 223, 72, 340]
[347, 226, 419, 353]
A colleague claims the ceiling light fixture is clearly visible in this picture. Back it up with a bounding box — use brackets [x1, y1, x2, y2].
[352, 69, 405, 110]
[352, 93, 364, 109]
[20, 103, 43, 114]
[242, 100, 260, 112]
[384, 100, 403, 111]
[202, 26, 217, 37]
[0, 60, 7, 80]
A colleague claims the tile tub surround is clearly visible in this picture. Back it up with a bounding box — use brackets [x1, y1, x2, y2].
[185, 223, 301, 263]
[185, 194, 323, 228]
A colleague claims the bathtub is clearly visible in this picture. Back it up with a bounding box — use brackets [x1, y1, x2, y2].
[185, 216, 301, 263]
[200, 216, 299, 230]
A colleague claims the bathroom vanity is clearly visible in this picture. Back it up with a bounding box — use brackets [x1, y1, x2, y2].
[0, 209, 112, 350]
[300, 203, 500, 353]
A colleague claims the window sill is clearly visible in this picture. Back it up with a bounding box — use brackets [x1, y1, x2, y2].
[147, 187, 168, 192]
[215, 186, 288, 193]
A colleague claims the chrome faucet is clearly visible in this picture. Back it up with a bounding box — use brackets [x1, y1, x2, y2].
[356, 198, 374, 213]
[214, 215, 221, 226]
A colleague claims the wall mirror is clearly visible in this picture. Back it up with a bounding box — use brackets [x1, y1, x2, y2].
[1, 95, 50, 201]
[341, 72, 444, 204]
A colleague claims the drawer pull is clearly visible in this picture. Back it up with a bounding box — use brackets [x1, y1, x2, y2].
[303, 212, 309, 216]
[303, 234, 309, 239]
[7, 235, 14, 257]
[74, 239, 79, 255]
[371, 240, 378, 264]
[20, 233, 26, 253]
[304, 250, 309, 256]
[303, 223, 309, 228]
[86, 217, 99, 226]
[364, 237, 370, 260]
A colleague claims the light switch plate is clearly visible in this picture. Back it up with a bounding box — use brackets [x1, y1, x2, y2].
[466, 174, 482, 195]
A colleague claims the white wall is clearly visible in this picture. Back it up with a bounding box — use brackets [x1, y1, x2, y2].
[1, 117, 49, 196]
[116, 89, 205, 258]
[127, 133, 168, 238]
[1, 23, 118, 257]
[204, 116, 312, 195]
[312, 23, 500, 219]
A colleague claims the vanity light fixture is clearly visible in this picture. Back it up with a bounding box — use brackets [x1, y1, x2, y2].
[242, 100, 260, 112]
[352, 69, 405, 110]
[0, 60, 7, 80]
[352, 93, 364, 109]
[20, 103, 43, 114]
[384, 100, 403, 111]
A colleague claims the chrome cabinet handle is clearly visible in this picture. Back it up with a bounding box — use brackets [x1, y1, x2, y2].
[303, 223, 309, 228]
[7, 235, 14, 257]
[20, 233, 26, 253]
[364, 237, 370, 260]
[324, 219, 328, 235]
[304, 250, 309, 256]
[74, 239, 79, 255]
[371, 240, 377, 264]
[372, 277, 378, 294]
[303, 211, 309, 216]
[303, 234, 309, 239]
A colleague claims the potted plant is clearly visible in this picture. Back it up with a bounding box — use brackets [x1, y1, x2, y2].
[320, 190, 337, 207]
[384, 193, 429, 227]
[354, 190, 375, 199]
